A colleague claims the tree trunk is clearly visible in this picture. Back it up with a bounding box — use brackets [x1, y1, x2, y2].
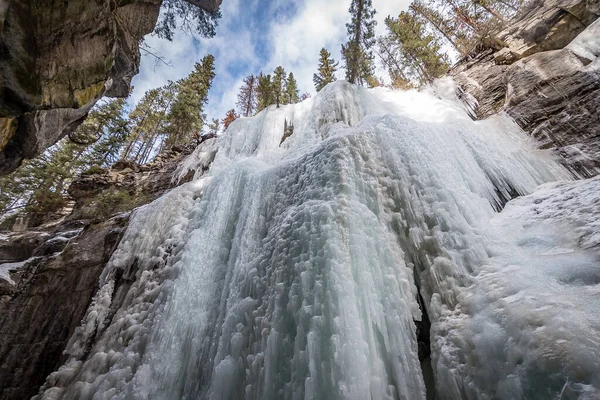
[350, 0, 365, 84]
[476, 1, 506, 21]
[410, 5, 462, 54]
[447, 0, 482, 32]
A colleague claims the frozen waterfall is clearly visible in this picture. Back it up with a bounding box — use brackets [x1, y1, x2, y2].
[37, 82, 600, 400]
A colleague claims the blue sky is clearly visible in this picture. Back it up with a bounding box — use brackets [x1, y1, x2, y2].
[130, 0, 410, 122]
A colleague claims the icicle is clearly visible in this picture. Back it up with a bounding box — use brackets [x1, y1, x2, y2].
[37, 81, 592, 400]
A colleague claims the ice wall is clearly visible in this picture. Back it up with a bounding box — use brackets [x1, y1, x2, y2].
[36, 81, 594, 400]
[567, 18, 600, 62]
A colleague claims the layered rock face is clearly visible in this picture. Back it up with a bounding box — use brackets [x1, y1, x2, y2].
[67, 144, 210, 221]
[0, 217, 129, 400]
[0, 140, 217, 400]
[451, 0, 600, 176]
[0, 0, 161, 175]
[0, 0, 222, 176]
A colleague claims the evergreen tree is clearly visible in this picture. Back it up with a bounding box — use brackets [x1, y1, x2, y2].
[341, 0, 377, 85]
[285, 73, 299, 104]
[207, 118, 220, 136]
[313, 48, 339, 92]
[122, 83, 177, 163]
[70, 98, 129, 167]
[236, 74, 257, 117]
[272, 66, 286, 108]
[0, 148, 69, 221]
[222, 109, 238, 130]
[256, 73, 274, 113]
[122, 88, 163, 160]
[444, 0, 484, 33]
[371, 0, 518, 83]
[138, 83, 177, 163]
[384, 12, 450, 85]
[421, 0, 516, 54]
[238, 68, 303, 114]
[85, 99, 130, 166]
[165, 54, 216, 147]
[409, 2, 467, 55]
[376, 35, 413, 89]
[69, 98, 128, 145]
[0, 98, 129, 222]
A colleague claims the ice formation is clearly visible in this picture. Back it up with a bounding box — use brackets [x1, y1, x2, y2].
[567, 18, 600, 62]
[0, 259, 30, 285]
[36, 81, 600, 400]
[173, 138, 219, 183]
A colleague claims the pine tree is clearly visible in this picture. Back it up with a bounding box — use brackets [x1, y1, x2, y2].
[444, 0, 484, 33]
[165, 54, 215, 147]
[69, 98, 128, 146]
[207, 118, 220, 136]
[285, 73, 299, 104]
[383, 12, 450, 85]
[69, 98, 129, 168]
[341, 0, 377, 85]
[376, 35, 412, 88]
[424, 0, 514, 53]
[222, 109, 238, 130]
[0, 147, 71, 221]
[272, 66, 286, 108]
[256, 73, 274, 113]
[122, 88, 162, 160]
[236, 74, 257, 117]
[313, 48, 339, 92]
[139, 83, 177, 163]
[122, 83, 177, 163]
[0, 98, 129, 223]
[85, 99, 130, 166]
[409, 2, 466, 55]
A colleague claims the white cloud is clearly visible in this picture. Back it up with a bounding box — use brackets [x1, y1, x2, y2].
[373, 0, 411, 35]
[264, 0, 411, 94]
[265, 0, 348, 95]
[130, 0, 412, 122]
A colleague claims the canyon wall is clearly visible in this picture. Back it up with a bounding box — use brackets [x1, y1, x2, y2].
[450, 0, 600, 175]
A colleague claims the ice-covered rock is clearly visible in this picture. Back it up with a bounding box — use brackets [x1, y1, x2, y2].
[0, 217, 128, 400]
[450, 0, 600, 177]
[567, 18, 600, 61]
[432, 176, 600, 399]
[173, 138, 219, 183]
[36, 81, 599, 400]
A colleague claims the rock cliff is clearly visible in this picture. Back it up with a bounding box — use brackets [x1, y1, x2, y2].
[451, 0, 600, 176]
[0, 217, 129, 400]
[0, 0, 221, 176]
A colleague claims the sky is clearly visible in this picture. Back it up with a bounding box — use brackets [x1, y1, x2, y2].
[130, 0, 411, 122]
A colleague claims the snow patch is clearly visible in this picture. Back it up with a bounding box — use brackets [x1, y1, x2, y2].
[0, 258, 35, 285]
[173, 138, 219, 183]
[567, 18, 600, 62]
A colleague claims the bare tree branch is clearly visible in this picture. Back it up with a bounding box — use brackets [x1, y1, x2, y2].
[140, 42, 174, 70]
